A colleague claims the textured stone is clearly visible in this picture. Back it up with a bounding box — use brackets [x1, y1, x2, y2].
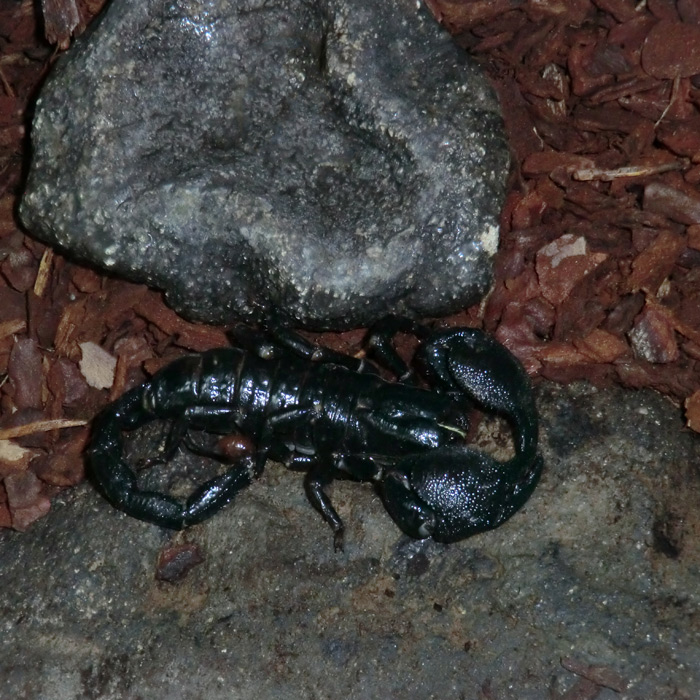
[0, 383, 698, 698]
[21, 0, 509, 329]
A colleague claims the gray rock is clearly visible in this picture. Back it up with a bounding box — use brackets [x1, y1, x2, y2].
[20, 0, 508, 329]
[1, 382, 699, 698]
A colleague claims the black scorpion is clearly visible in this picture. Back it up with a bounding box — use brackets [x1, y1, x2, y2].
[88, 317, 542, 547]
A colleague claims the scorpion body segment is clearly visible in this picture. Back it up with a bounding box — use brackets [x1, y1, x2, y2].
[88, 319, 542, 546]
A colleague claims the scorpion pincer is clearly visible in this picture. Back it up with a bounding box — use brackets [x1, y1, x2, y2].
[87, 318, 542, 548]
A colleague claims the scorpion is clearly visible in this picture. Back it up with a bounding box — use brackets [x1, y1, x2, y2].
[88, 317, 542, 548]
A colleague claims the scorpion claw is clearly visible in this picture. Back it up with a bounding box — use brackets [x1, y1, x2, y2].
[381, 446, 543, 543]
[417, 326, 539, 464]
[381, 470, 437, 540]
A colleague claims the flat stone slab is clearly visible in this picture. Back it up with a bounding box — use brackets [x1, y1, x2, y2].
[20, 0, 509, 329]
[1, 382, 698, 698]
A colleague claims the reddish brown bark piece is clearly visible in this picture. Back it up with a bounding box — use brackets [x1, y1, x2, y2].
[0, 440, 34, 478]
[134, 292, 229, 351]
[8, 337, 43, 410]
[628, 302, 679, 363]
[656, 120, 700, 161]
[0, 505, 11, 528]
[40, 0, 82, 48]
[70, 266, 102, 293]
[626, 229, 686, 294]
[522, 151, 596, 176]
[641, 20, 700, 78]
[678, 0, 700, 24]
[0, 287, 26, 324]
[535, 235, 608, 306]
[592, 0, 639, 22]
[4, 470, 51, 531]
[155, 543, 205, 583]
[688, 225, 700, 250]
[574, 328, 628, 363]
[47, 357, 90, 408]
[685, 389, 700, 432]
[424, 0, 522, 32]
[536, 342, 587, 367]
[644, 181, 700, 224]
[32, 428, 87, 487]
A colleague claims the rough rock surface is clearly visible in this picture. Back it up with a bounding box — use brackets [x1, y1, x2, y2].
[20, 0, 509, 329]
[1, 382, 698, 698]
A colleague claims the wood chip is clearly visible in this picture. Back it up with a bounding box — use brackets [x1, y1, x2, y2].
[625, 229, 685, 295]
[572, 161, 686, 182]
[574, 328, 628, 363]
[0, 439, 34, 476]
[78, 341, 117, 390]
[643, 181, 700, 224]
[0, 418, 87, 440]
[535, 235, 608, 306]
[40, 0, 82, 48]
[685, 389, 700, 432]
[33, 247, 53, 297]
[4, 470, 51, 531]
[641, 20, 700, 79]
[0, 318, 26, 340]
[628, 301, 679, 363]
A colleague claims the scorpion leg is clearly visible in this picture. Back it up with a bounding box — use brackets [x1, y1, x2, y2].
[303, 462, 345, 551]
[230, 324, 375, 374]
[364, 315, 428, 382]
[181, 461, 256, 526]
[283, 451, 347, 550]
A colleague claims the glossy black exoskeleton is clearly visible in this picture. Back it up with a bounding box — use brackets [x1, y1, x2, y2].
[88, 317, 542, 548]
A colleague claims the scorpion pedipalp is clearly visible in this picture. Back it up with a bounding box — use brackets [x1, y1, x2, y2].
[374, 325, 541, 542]
[380, 447, 543, 542]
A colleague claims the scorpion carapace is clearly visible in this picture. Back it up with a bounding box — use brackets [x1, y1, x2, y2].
[87, 317, 542, 548]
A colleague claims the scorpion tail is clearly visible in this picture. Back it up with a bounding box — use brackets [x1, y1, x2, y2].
[380, 446, 543, 544]
[88, 385, 188, 529]
[88, 386, 254, 529]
